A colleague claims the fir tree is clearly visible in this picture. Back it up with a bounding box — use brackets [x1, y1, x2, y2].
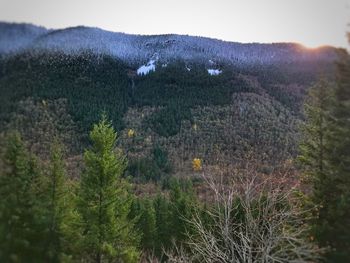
[300, 50, 350, 262]
[153, 194, 171, 256]
[298, 79, 333, 182]
[317, 50, 350, 262]
[0, 132, 42, 262]
[129, 199, 156, 252]
[40, 139, 76, 262]
[138, 200, 156, 252]
[78, 115, 139, 263]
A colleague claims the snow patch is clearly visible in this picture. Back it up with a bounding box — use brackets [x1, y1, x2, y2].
[186, 66, 191, 71]
[137, 59, 156, 75]
[207, 69, 222, 76]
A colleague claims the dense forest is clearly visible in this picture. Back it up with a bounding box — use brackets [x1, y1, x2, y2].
[0, 23, 349, 262]
[0, 48, 334, 177]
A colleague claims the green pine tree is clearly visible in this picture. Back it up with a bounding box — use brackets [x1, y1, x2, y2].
[138, 199, 156, 252]
[168, 178, 196, 246]
[78, 115, 139, 263]
[300, 50, 350, 262]
[317, 50, 350, 262]
[153, 194, 171, 256]
[129, 198, 156, 252]
[0, 132, 43, 262]
[298, 79, 333, 182]
[39, 139, 77, 262]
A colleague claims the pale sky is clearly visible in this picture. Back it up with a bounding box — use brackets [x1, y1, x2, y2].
[0, 0, 349, 48]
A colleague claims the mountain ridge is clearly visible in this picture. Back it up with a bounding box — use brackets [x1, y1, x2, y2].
[0, 22, 338, 67]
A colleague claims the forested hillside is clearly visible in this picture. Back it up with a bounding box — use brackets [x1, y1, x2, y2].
[0, 23, 338, 180]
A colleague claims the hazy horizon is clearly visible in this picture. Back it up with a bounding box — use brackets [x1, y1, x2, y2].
[0, 0, 350, 49]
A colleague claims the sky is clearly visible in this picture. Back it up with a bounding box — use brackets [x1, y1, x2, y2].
[0, 0, 349, 48]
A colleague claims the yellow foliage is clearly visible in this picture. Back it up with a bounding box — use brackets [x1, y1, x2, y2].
[192, 158, 202, 171]
[192, 123, 198, 131]
[127, 129, 135, 138]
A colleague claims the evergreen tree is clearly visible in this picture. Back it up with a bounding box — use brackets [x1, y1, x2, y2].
[317, 50, 350, 262]
[140, 200, 156, 252]
[298, 79, 333, 182]
[129, 199, 156, 252]
[300, 50, 350, 262]
[153, 194, 171, 256]
[168, 179, 195, 245]
[78, 115, 139, 263]
[0, 132, 42, 262]
[40, 139, 76, 262]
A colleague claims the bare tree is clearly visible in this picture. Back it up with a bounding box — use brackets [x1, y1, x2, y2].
[166, 170, 323, 263]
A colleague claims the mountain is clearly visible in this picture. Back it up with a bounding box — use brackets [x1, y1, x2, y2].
[0, 22, 337, 66]
[0, 22, 340, 179]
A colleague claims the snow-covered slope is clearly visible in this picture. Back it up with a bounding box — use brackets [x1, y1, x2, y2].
[0, 22, 48, 54]
[0, 22, 337, 67]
